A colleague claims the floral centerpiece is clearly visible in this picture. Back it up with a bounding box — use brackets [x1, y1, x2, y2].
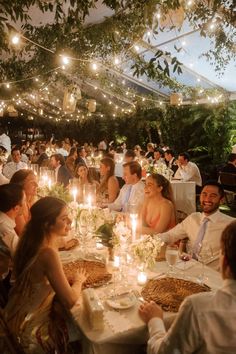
[145, 162, 174, 180]
[132, 235, 164, 268]
[38, 184, 72, 203]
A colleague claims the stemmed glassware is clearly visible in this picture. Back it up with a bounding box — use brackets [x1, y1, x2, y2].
[78, 214, 88, 254]
[165, 244, 178, 275]
[197, 243, 214, 284]
[178, 240, 193, 278]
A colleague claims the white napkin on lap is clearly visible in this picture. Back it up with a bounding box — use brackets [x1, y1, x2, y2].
[104, 311, 133, 333]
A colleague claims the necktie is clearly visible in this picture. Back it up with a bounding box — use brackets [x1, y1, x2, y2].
[193, 217, 209, 259]
[121, 185, 132, 212]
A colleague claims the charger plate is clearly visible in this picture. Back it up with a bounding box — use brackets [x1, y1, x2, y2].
[141, 277, 210, 312]
[63, 259, 112, 288]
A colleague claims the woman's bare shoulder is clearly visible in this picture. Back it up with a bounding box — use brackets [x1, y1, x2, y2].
[38, 247, 59, 265]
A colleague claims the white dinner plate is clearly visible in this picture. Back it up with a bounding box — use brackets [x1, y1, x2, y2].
[106, 292, 136, 310]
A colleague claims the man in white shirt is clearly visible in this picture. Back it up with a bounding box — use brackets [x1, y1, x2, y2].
[108, 161, 144, 212]
[2, 147, 28, 179]
[139, 219, 236, 354]
[0, 183, 25, 256]
[174, 152, 202, 187]
[156, 181, 234, 264]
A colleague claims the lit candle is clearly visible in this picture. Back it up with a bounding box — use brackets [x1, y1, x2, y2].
[48, 178, 52, 189]
[96, 242, 104, 250]
[137, 271, 147, 285]
[72, 188, 78, 203]
[87, 194, 92, 209]
[113, 256, 120, 268]
[130, 214, 137, 243]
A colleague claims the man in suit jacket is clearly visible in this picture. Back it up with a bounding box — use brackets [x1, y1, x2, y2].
[164, 149, 178, 174]
[75, 146, 87, 166]
[50, 153, 72, 187]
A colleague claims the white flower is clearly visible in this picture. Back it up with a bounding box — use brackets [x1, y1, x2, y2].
[132, 235, 163, 268]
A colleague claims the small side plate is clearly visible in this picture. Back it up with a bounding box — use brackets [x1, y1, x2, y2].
[106, 292, 136, 310]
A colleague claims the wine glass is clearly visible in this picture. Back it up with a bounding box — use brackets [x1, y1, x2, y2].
[165, 244, 178, 275]
[197, 243, 214, 284]
[179, 240, 193, 278]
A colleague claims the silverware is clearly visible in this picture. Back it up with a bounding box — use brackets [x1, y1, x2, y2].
[133, 289, 145, 303]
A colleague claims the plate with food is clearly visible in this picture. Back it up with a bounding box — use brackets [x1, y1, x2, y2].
[106, 292, 136, 310]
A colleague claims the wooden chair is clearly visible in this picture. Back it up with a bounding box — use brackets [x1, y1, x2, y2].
[218, 172, 236, 207]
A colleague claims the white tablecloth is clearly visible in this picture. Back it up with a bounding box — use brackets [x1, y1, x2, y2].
[70, 259, 221, 354]
[171, 180, 196, 215]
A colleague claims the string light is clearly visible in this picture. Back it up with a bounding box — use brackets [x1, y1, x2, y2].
[92, 63, 98, 70]
[11, 35, 20, 45]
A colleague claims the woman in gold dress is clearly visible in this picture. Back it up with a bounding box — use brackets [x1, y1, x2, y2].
[4, 196, 87, 353]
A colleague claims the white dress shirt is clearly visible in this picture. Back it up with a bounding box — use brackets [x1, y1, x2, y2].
[175, 161, 202, 186]
[2, 161, 28, 179]
[147, 279, 236, 354]
[0, 211, 18, 256]
[156, 210, 234, 263]
[108, 180, 144, 212]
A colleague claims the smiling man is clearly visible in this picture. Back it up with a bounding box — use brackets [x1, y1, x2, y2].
[155, 181, 234, 266]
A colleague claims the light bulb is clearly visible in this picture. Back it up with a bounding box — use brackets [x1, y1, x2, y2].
[11, 35, 20, 45]
[61, 56, 69, 65]
[114, 58, 119, 65]
[92, 63, 98, 70]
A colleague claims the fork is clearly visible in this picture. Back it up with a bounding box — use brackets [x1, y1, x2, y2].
[133, 289, 145, 303]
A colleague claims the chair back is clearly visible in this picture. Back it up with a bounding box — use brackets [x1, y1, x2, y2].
[219, 172, 236, 187]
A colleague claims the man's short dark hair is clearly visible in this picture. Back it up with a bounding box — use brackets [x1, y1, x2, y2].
[77, 146, 85, 155]
[51, 153, 65, 166]
[0, 184, 24, 213]
[179, 152, 190, 161]
[11, 146, 21, 155]
[228, 153, 236, 162]
[221, 220, 236, 279]
[124, 149, 136, 159]
[201, 180, 224, 198]
[165, 149, 175, 157]
[123, 161, 142, 179]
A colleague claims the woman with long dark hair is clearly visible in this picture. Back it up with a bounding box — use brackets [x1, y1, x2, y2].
[4, 197, 87, 353]
[98, 157, 119, 203]
[141, 173, 176, 234]
[10, 169, 38, 236]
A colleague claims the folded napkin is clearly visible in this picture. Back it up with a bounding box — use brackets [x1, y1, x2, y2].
[104, 310, 134, 334]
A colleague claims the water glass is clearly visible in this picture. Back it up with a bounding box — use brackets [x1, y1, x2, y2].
[165, 245, 178, 275]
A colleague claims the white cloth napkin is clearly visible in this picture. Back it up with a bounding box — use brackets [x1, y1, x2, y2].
[104, 310, 134, 334]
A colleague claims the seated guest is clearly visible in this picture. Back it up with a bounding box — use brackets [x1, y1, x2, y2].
[76, 146, 87, 166]
[65, 146, 78, 176]
[174, 152, 202, 189]
[124, 149, 136, 163]
[98, 157, 119, 203]
[36, 144, 49, 167]
[109, 161, 144, 212]
[4, 197, 87, 353]
[0, 183, 25, 256]
[164, 149, 178, 174]
[0, 158, 9, 185]
[75, 163, 99, 188]
[10, 169, 38, 236]
[139, 220, 236, 354]
[145, 143, 155, 160]
[50, 153, 72, 187]
[153, 148, 165, 165]
[0, 242, 12, 307]
[155, 181, 234, 266]
[220, 153, 236, 174]
[3, 147, 28, 179]
[141, 174, 176, 234]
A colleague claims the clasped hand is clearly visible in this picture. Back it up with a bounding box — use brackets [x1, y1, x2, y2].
[139, 301, 163, 324]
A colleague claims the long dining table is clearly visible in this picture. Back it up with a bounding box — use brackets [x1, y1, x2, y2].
[67, 249, 221, 354]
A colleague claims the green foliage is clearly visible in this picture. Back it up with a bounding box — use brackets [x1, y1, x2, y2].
[96, 222, 115, 247]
